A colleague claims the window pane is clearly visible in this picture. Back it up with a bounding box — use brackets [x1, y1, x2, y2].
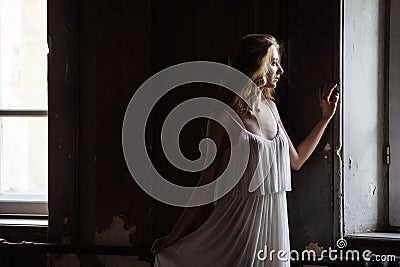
[0, 117, 47, 196]
[0, 0, 47, 110]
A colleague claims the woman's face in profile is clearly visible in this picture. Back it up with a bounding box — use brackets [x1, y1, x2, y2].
[262, 45, 284, 89]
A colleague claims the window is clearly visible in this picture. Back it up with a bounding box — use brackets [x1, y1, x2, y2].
[342, 0, 388, 235]
[0, 0, 48, 215]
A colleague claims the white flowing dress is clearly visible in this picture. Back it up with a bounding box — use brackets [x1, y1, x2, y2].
[155, 110, 292, 267]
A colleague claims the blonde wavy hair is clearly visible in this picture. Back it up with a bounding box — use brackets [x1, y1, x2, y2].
[227, 34, 283, 113]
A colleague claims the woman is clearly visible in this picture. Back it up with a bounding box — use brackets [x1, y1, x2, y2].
[152, 34, 339, 266]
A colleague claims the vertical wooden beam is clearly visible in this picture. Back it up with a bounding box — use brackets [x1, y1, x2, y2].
[48, 0, 79, 244]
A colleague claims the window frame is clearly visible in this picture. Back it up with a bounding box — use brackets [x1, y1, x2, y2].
[340, 0, 393, 237]
[0, 0, 49, 216]
[0, 111, 48, 213]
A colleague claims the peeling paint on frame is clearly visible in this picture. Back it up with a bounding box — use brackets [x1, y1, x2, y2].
[94, 216, 148, 267]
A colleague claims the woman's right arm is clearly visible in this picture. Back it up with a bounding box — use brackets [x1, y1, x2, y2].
[151, 115, 228, 253]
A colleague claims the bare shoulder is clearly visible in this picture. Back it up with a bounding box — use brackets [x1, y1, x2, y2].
[208, 107, 235, 127]
[206, 107, 243, 149]
[207, 107, 238, 137]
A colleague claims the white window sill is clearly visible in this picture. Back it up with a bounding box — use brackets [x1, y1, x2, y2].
[346, 232, 400, 241]
[345, 232, 400, 255]
[0, 217, 48, 227]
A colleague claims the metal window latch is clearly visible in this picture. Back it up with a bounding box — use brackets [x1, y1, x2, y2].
[386, 145, 390, 166]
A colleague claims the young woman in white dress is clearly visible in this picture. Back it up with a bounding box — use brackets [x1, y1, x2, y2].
[151, 34, 339, 267]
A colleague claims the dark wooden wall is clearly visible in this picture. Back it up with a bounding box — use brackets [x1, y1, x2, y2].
[46, 0, 340, 265]
[286, 0, 340, 250]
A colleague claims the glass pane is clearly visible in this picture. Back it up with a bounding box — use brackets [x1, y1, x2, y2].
[0, 117, 48, 195]
[0, 0, 47, 110]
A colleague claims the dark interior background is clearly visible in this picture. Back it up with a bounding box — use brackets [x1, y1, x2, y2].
[2, 0, 343, 266]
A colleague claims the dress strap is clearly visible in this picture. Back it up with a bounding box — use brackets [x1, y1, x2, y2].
[265, 100, 280, 131]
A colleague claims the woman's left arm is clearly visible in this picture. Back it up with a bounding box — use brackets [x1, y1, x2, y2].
[271, 83, 339, 170]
